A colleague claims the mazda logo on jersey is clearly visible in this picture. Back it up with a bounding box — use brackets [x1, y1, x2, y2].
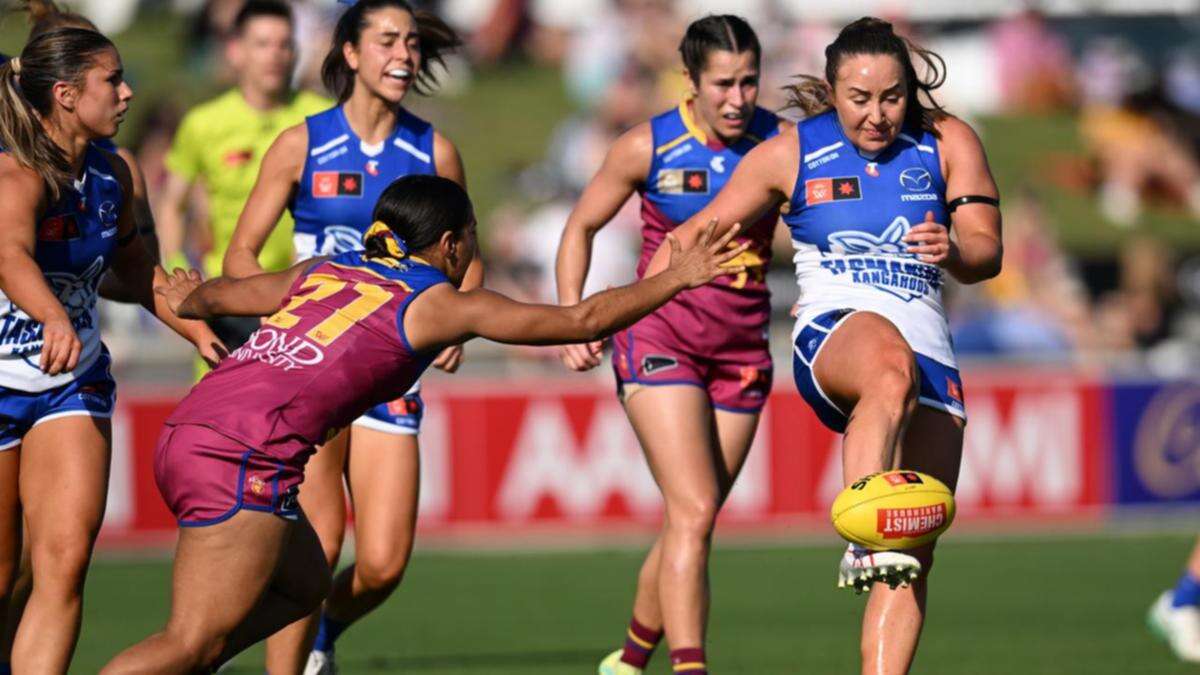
[899, 168, 932, 191]
[656, 169, 709, 195]
[805, 176, 861, 205]
[313, 171, 364, 198]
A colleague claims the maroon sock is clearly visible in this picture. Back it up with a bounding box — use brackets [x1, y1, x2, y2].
[670, 647, 707, 674]
[619, 617, 663, 668]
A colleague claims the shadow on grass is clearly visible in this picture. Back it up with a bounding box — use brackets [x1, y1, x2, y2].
[221, 647, 605, 672]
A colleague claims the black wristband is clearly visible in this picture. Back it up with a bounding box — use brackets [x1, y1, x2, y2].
[947, 195, 999, 213]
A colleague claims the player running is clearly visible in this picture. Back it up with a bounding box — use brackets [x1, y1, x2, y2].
[642, 17, 1002, 675]
[160, 0, 329, 373]
[222, 1, 479, 672]
[100, 174, 746, 674]
[555, 15, 788, 675]
[0, 28, 219, 673]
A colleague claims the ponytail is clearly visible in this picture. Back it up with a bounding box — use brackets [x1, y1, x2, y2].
[783, 17, 948, 132]
[0, 28, 116, 199]
[321, 0, 462, 103]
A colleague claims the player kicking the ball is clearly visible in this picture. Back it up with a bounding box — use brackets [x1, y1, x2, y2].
[642, 18, 1002, 675]
[100, 175, 747, 673]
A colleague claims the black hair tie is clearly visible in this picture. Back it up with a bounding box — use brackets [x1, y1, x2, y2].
[947, 195, 999, 213]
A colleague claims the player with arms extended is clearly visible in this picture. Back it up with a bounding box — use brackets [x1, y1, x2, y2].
[555, 16, 788, 675]
[0, 28, 219, 673]
[642, 17, 1002, 675]
[100, 174, 746, 674]
[222, 1, 480, 671]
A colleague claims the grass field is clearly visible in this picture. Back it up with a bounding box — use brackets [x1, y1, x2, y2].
[72, 532, 1197, 673]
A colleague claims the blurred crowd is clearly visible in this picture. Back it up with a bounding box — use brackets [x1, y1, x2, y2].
[78, 1, 1200, 375]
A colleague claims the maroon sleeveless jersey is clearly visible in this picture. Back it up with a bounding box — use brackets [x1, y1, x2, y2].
[167, 252, 447, 463]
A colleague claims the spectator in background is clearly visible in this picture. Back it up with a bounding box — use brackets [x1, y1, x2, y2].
[1078, 38, 1200, 226]
[989, 6, 1074, 112]
[159, 0, 329, 376]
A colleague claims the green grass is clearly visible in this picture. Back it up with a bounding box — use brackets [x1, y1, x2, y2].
[74, 533, 1198, 673]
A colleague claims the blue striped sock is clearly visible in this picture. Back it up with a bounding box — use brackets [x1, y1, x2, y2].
[312, 614, 349, 653]
[1173, 572, 1200, 608]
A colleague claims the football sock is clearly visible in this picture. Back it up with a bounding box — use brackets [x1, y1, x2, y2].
[1173, 572, 1200, 608]
[312, 613, 349, 653]
[670, 647, 707, 674]
[620, 617, 663, 668]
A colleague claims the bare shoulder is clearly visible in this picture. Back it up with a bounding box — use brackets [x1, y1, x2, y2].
[270, 123, 310, 160]
[612, 121, 653, 161]
[933, 114, 984, 151]
[432, 129, 458, 155]
[0, 155, 46, 204]
[776, 117, 796, 134]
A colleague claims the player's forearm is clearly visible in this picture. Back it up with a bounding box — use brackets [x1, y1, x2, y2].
[147, 266, 218, 344]
[554, 224, 595, 305]
[568, 268, 686, 341]
[177, 276, 283, 320]
[0, 246, 71, 324]
[945, 232, 1002, 284]
[223, 243, 266, 279]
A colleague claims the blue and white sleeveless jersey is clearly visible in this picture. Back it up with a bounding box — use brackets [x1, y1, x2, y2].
[290, 105, 436, 260]
[0, 145, 123, 391]
[782, 110, 954, 366]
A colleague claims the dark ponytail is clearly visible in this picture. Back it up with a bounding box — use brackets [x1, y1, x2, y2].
[783, 17, 948, 133]
[679, 14, 761, 84]
[20, 0, 98, 40]
[365, 174, 472, 260]
[0, 28, 115, 199]
[321, 0, 462, 103]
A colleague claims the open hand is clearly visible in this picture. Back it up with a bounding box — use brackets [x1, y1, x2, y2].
[155, 268, 203, 316]
[667, 218, 749, 289]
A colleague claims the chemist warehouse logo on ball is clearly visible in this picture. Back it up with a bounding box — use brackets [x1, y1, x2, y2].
[819, 217, 943, 301]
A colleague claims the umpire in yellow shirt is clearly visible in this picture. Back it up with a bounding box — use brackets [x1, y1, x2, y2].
[160, 0, 328, 374]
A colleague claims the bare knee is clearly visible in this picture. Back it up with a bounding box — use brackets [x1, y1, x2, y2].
[353, 545, 412, 595]
[665, 496, 719, 544]
[859, 349, 919, 419]
[163, 624, 227, 671]
[31, 535, 96, 596]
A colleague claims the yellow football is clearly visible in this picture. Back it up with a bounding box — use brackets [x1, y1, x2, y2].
[830, 470, 955, 550]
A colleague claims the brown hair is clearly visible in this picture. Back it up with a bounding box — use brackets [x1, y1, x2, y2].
[21, 0, 98, 40]
[321, 0, 462, 103]
[0, 28, 116, 198]
[783, 17, 947, 133]
[679, 15, 761, 85]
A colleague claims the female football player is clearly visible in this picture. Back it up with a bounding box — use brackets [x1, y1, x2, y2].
[101, 174, 746, 674]
[222, 1, 479, 671]
[555, 15, 788, 674]
[641, 17, 1002, 675]
[0, 28, 219, 673]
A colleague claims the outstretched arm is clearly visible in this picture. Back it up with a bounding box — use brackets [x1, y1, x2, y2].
[162, 258, 321, 320]
[405, 222, 747, 352]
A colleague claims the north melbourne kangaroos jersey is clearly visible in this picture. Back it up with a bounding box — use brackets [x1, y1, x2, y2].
[0, 145, 123, 391]
[290, 106, 436, 260]
[167, 251, 447, 462]
[782, 110, 955, 365]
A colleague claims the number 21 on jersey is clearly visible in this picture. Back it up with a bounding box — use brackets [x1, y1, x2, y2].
[265, 273, 394, 346]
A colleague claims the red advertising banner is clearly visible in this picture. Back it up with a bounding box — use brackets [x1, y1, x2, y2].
[100, 371, 1111, 542]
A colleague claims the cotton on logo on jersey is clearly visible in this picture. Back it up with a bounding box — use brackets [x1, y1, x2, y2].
[231, 327, 325, 372]
[312, 171, 364, 198]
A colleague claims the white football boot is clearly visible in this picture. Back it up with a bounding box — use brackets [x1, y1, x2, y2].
[598, 648, 643, 675]
[303, 650, 338, 675]
[1149, 590, 1200, 662]
[837, 543, 922, 593]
